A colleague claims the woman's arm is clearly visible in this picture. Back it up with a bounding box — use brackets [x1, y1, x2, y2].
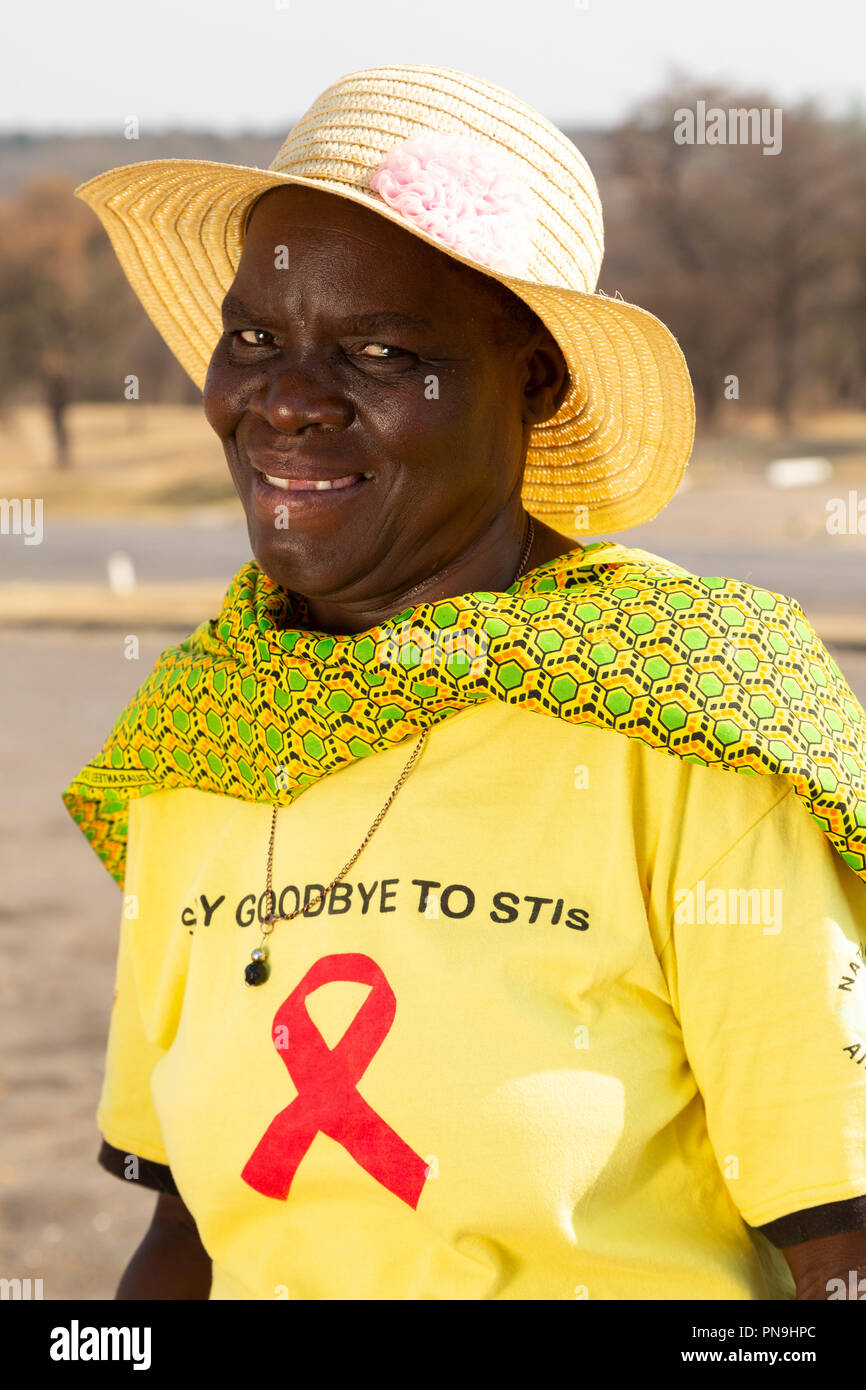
[783, 1230, 866, 1301]
[116, 1191, 212, 1300]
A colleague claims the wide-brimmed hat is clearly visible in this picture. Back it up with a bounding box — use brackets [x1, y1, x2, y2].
[74, 63, 695, 533]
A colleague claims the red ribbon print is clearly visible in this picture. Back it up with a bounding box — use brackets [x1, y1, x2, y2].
[241, 953, 428, 1209]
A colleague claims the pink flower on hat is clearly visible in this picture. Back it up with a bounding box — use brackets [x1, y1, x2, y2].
[369, 132, 536, 275]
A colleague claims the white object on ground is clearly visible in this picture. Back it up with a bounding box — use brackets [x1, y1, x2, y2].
[106, 551, 136, 595]
[765, 457, 833, 489]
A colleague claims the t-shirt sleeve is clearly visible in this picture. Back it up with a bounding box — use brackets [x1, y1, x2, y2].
[657, 785, 866, 1243]
[96, 906, 173, 1172]
[95, 795, 187, 1195]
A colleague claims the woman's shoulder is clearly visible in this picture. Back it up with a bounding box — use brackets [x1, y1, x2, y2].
[125, 787, 263, 895]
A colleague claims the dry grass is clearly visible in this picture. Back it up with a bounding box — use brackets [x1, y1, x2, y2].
[0, 403, 237, 519]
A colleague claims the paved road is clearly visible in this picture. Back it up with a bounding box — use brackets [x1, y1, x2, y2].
[0, 520, 253, 585]
[2, 520, 864, 617]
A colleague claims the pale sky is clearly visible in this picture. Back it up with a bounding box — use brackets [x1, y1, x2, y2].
[4, 0, 863, 133]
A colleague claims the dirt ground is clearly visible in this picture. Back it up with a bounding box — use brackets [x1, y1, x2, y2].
[0, 631, 176, 1300]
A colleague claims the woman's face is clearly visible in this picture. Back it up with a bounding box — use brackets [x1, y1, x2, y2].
[203, 184, 567, 607]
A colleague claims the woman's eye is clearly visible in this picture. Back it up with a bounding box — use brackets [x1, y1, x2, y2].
[359, 343, 405, 359]
[228, 331, 409, 361]
[235, 329, 274, 346]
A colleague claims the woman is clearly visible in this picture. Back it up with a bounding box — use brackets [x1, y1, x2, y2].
[63, 65, 866, 1301]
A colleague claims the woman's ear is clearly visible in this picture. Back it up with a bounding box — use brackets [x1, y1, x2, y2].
[522, 331, 570, 426]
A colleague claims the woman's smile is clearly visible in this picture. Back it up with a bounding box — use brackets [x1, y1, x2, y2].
[255, 471, 372, 492]
[250, 463, 374, 517]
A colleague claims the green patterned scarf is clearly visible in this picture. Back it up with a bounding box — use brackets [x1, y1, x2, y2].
[62, 540, 866, 890]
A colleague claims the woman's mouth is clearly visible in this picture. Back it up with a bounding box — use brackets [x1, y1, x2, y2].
[260, 471, 372, 492]
[249, 464, 374, 518]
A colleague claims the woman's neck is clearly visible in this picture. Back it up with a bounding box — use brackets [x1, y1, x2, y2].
[296, 518, 581, 635]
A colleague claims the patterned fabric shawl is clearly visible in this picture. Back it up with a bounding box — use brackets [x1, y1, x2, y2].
[62, 541, 866, 891]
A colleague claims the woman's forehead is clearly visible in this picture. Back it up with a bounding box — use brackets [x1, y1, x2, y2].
[239, 184, 506, 316]
[247, 184, 417, 255]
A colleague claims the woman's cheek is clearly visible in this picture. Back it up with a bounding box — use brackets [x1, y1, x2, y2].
[202, 359, 227, 434]
[203, 358, 247, 438]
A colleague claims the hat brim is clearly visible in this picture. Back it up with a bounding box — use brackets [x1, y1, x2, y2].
[74, 157, 695, 533]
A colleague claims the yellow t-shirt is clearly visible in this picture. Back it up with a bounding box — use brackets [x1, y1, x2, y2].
[98, 701, 866, 1300]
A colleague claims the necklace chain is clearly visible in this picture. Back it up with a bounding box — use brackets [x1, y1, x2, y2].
[248, 515, 535, 980]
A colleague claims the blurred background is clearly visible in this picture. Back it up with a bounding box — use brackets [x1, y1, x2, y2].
[1, 0, 865, 1298]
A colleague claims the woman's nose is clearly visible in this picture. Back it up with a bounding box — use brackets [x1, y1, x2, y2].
[248, 365, 353, 435]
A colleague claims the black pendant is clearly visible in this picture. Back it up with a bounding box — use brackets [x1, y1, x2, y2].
[244, 948, 269, 987]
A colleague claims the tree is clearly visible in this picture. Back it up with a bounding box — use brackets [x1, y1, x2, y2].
[602, 80, 858, 430]
[0, 175, 198, 467]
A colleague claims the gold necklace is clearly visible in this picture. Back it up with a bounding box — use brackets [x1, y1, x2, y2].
[244, 514, 536, 985]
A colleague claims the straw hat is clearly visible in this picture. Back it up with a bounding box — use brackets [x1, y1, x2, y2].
[74, 63, 695, 533]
